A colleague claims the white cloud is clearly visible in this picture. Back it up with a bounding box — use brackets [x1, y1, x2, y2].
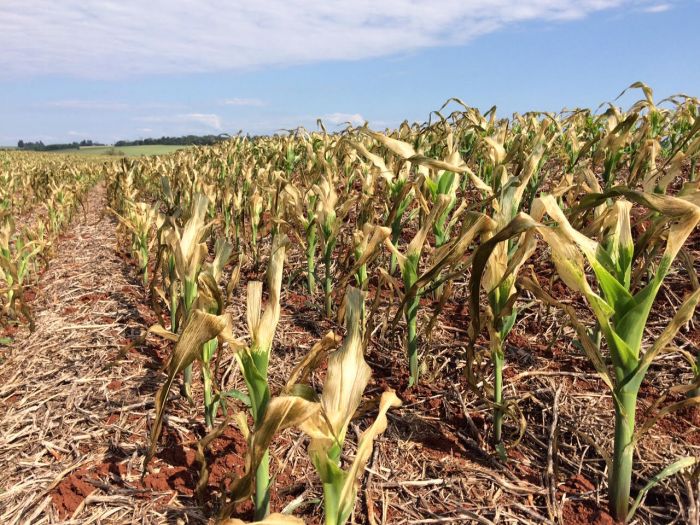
[186, 113, 222, 129]
[322, 112, 366, 126]
[223, 98, 266, 107]
[0, 1, 632, 78]
[135, 113, 223, 130]
[642, 3, 671, 12]
[67, 130, 89, 136]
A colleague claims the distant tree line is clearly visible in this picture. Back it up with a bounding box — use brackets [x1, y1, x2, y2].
[114, 134, 229, 147]
[15, 134, 229, 152]
[17, 139, 104, 151]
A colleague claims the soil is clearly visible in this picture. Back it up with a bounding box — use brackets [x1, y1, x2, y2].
[51, 469, 97, 517]
[562, 501, 617, 525]
[560, 474, 596, 494]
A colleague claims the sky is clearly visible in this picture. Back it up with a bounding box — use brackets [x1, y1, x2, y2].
[0, 0, 698, 145]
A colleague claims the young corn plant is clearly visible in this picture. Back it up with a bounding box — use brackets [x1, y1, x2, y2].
[0, 222, 39, 330]
[111, 201, 159, 285]
[421, 129, 469, 300]
[163, 193, 211, 400]
[383, 192, 450, 386]
[422, 125, 464, 250]
[351, 223, 391, 289]
[467, 132, 550, 446]
[525, 191, 700, 521]
[594, 108, 637, 190]
[249, 188, 264, 264]
[313, 176, 353, 317]
[222, 187, 235, 241]
[196, 239, 234, 428]
[211, 290, 396, 525]
[224, 184, 244, 250]
[216, 393, 319, 521]
[345, 135, 414, 275]
[294, 287, 402, 525]
[235, 234, 288, 519]
[282, 183, 318, 294]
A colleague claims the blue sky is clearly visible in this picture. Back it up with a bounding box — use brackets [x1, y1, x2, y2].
[1, 0, 698, 145]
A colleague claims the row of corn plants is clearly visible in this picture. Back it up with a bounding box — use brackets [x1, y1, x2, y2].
[0, 152, 103, 332]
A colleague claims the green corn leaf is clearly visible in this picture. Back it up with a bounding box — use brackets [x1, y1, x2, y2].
[626, 457, 697, 522]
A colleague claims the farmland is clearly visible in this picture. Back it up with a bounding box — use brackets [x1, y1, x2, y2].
[48, 144, 192, 157]
[0, 84, 699, 525]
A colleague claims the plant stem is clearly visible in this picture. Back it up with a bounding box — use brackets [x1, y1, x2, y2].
[307, 225, 317, 294]
[202, 362, 214, 427]
[609, 389, 638, 521]
[242, 348, 271, 519]
[492, 346, 504, 445]
[405, 282, 420, 387]
[322, 481, 341, 525]
[407, 306, 418, 387]
[254, 449, 270, 520]
[693, 347, 700, 398]
[202, 339, 218, 428]
[390, 218, 401, 275]
[404, 257, 420, 387]
[234, 219, 240, 251]
[324, 242, 334, 318]
[181, 278, 197, 401]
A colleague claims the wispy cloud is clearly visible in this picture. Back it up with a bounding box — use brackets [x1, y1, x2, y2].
[222, 98, 266, 107]
[642, 3, 671, 12]
[322, 112, 365, 126]
[185, 113, 222, 129]
[0, 0, 633, 78]
[67, 130, 89, 137]
[135, 113, 223, 130]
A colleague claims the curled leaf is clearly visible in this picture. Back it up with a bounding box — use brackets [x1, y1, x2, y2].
[144, 310, 245, 471]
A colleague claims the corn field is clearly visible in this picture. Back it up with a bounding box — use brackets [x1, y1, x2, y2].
[1, 83, 700, 524]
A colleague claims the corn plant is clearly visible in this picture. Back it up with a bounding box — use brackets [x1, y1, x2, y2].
[351, 223, 391, 289]
[294, 287, 401, 525]
[0, 222, 39, 330]
[345, 135, 414, 274]
[523, 191, 699, 521]
[467, 126, 551, 445]
[216, 393, 319, 520]
[313, 176, 353, 317]
[216, 288, 400, 524]
[197, 239, 234, 428]
[384, 193, 450, 386]
[163, 193, 211, 400]
[235, 234, 287, 518]
[111, 201, 159, 285]
[282, 183, 318, 293]
[249, 188, 264, 263]
[423, 127, 463, 250]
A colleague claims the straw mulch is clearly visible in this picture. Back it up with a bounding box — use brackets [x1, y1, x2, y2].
[0, 184, 202, 524]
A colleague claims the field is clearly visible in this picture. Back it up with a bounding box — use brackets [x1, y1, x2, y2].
[1, 85, 699, 525]
[49, 144, 192, 157]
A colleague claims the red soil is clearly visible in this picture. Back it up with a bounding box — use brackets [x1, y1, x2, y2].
[562, 500, 617, 525]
